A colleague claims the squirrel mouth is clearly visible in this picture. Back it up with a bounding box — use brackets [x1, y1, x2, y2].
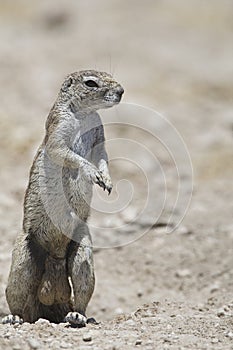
[104, 92, 123, 105]
[104, 96, 121, 104]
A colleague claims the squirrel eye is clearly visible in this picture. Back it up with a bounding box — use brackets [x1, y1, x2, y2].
[84, 80, 99, 88]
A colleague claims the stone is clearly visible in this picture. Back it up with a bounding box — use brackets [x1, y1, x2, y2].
[82, 332, 92, 342]
[217, 308, 226, 317]
[175, 269, 191, 278]
[27, 338, 40, 349]
[226, 331, 233, 339]
[35, 318, 50, 325]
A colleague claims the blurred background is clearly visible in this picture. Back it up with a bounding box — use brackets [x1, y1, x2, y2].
[0, 0, 232, 322]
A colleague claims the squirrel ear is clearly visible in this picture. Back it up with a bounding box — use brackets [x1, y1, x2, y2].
[61, 76, 74, 92]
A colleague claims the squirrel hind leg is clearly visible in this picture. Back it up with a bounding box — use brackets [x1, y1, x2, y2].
[5, 233, 45, 323]
[67, 227, 95, 321]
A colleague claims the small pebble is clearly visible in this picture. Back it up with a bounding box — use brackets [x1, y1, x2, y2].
[3, 332, 11, 339]
[60, 341, 72, 348]
[175, 269, 191, 278]
[223, 305, 230, 312]
[13, 323, 20, 328]
[120, 207, 138, 222]
[175, 314, 184, 320]
[21, 322, 31, 328]
[35, 318, 50, 325]
[124, 319, 135, 326]
[27, 338, 40, 349]
[217, 308, 226, 317]
[209, 283, 219, 293]
[163, 337, 172, 343]
[211, 338, 219, 344]
[82, 333, 92, 342]
[50, 322, 57, 328]
[137, 290, 143, 297]
[178, 226, 192, 235]
[12, 345, 21, 350]
[197, 303, 205, 311]
[226, 331, 233, 339]
[115, 308, 124, 315]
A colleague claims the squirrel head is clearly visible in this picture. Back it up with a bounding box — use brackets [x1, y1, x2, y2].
[60, 70, 124, 113]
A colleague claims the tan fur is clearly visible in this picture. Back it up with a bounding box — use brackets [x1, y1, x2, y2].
[4, 70, 124, 324]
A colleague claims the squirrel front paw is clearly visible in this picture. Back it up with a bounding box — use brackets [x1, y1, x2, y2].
[82, 163, 113, 194]
[99, 173, 113, 195]
[81, 162, 113, 194]
[81, 163, 105, 190]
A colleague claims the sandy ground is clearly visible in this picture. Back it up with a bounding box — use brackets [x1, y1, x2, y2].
[0, 0, 233, 349]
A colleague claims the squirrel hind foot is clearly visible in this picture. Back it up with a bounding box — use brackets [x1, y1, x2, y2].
[2, 314, 23, 325]
[64, 311, 87, 327]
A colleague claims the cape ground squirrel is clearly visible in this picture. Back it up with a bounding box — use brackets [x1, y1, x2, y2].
[3, 70, 124, 326]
